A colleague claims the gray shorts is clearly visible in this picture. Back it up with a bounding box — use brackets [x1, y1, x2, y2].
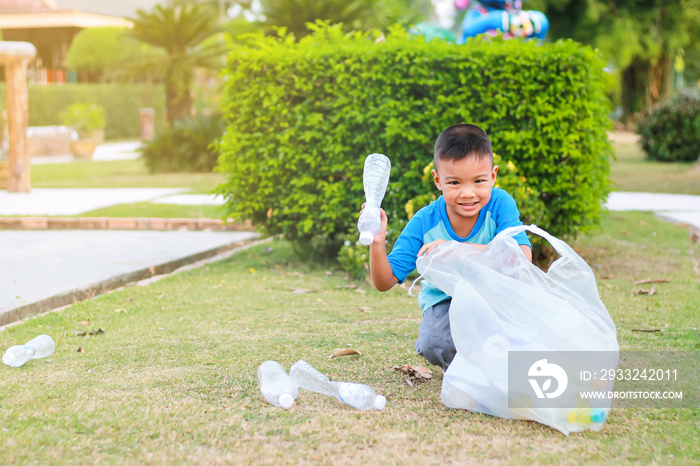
[414, 299, 455, 371]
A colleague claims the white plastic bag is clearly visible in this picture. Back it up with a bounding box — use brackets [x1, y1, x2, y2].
[414, 225, 619, 435]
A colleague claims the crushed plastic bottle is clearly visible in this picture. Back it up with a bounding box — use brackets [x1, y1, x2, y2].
[257, 360, 298, 409]
[290, 359, 386, 410]
[2, 335, 56, 367]
[357, 153, 391, 246]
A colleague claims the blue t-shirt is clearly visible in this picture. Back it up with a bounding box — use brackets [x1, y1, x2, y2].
[387, 187, 531, 312]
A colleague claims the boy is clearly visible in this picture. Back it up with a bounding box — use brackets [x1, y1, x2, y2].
[367, 123, 532, 370]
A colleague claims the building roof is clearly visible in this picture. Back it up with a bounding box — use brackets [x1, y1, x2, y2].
[50, 0, 167, 19]
[0, 0, 168, 29]
[0, 0, 54, 14]
[0, 0, 166, 17]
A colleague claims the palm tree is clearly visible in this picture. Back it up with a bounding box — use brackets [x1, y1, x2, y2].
[128, 2, 225, 124]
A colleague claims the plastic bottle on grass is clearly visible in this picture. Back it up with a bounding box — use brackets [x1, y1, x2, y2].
[289, 359, 386, 411]
[2, 335, 55, 367]
[258, 360, 298, 409]
[567, 407, 606, 424]
[357, 153, 391, 246]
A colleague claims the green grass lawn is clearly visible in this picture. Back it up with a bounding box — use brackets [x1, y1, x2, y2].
[31, 158, 223, 194]
[610, 142, 700, 195]
[1, 211, 698, 464]
[76, 202, 226, 219]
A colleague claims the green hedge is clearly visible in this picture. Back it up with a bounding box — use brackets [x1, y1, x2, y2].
[216, 23, 612, 259]
[637, 92, 700, 163]
[0, 83, 166, 140]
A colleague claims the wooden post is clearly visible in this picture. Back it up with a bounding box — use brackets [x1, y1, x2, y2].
[0, 41, 37, 193]
[6, 59, 31, 192]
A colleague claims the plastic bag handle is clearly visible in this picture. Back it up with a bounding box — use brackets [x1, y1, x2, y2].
[497, 224, 581, 264]
[409, 225, 584, 297]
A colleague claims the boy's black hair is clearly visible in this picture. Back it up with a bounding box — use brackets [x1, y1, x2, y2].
[433, 123, 493, 165]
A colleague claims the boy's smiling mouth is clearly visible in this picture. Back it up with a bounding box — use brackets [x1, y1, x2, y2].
[458, 201, 479, 209]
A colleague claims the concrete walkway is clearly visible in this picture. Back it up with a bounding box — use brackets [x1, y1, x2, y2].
[606, 192, 700, 230]
[0, 229, 259, 327]
[0, 188, 187, 216]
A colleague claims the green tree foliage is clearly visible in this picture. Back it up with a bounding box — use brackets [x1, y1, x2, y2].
[258, 0, 432, 38]
[216, 23, 612, 261]
[541, 0, 700, 123]
[65, 27, 160, 82]
[65, 28, 126, 77]
[128, 2, 226, 124]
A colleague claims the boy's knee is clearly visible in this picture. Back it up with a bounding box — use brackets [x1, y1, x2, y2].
[415, 300, 455, 370]
[415, 337, 455, 371]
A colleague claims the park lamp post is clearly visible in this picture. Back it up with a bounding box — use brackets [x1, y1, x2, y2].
[1, 41, 36, 193]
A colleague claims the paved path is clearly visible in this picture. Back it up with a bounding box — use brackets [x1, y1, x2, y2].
[606, 192, 700, 229]
[0, 188, 187, 216]
[0, 229, 259, 327]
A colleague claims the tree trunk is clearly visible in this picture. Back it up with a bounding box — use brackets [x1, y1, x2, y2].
[621, 55, 672, 127]
[164, 73, 193, 125]
[648, 54, 671, 106]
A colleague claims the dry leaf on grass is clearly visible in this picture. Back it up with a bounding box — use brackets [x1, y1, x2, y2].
[636, 286, 657, 296]
[632, 328, 662, 333]
[69, 328, 105, 337]
[78, 321, 91, 326]
[355, 307, 373, 313]
[633, 278, 668, 285]
[287, 287, 315, 294]
[77, 347, 84, 353]
[114, 309, 127, 314]
[329, 348, 362, 359]
[334, 284, 357, 289]
[394, 364, 433, 380]
[354, 289, 366, 295]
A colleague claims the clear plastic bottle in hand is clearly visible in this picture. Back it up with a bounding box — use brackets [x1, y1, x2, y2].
[357, 153, 391, 246]
[290, 359, 386, 410]
[2, 335, 56, 367]
[257, 360, 299, 409]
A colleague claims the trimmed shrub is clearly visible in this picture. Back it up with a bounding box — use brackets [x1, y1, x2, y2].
[142, 113, 225, 173]
[0, 83, 166, 140]
[216, 23, 612, 260]
[637, 92, 700, 163]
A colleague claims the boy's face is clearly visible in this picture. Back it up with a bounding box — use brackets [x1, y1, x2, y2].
[431, 156, 498, 231]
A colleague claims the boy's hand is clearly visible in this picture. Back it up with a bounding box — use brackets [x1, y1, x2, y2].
[417, 241, 486, 257]
[417, 239, 447, 257]
[360, 203, 389, 246]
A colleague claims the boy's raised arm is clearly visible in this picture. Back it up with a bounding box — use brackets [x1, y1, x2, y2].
[368, 208, 398, 291]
